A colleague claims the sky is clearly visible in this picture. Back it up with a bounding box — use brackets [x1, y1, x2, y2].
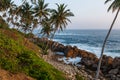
[13, 0, 120, 29]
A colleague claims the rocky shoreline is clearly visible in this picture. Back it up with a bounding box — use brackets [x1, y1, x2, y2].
[34, 38, 120, 80]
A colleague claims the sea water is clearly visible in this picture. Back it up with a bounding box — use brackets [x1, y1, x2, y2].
[53, 29, 120, 58]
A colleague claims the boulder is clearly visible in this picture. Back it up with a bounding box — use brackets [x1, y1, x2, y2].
[81, 58, 97, 71]
[112, 57, 120, 68]
[65, 49, 74, 57]
[64, 45, 73, 56]
[108, 68, 119, 75]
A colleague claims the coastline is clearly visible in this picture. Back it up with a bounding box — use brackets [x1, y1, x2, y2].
[35, 38, 120, 80]
[53, 29, 120, 58]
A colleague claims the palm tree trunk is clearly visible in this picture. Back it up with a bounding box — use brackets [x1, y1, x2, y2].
[95, 8, 120, 80]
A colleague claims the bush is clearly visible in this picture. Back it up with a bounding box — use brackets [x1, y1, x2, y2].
[75, 74, 85, 80]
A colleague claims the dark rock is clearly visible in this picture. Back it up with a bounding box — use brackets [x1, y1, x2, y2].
[64, 45, 73, 57]
[102, 55, 113, 66]
[105, 74, 116, 79]
[112, 57, 120, 68]
[117, 75, 120, 78]
[92, 64, 98, 70]
[108, 68, 119, 75]
[100, 55, 114, 73]
[81, 58, 97, 71]
[116, 77, 120, 80]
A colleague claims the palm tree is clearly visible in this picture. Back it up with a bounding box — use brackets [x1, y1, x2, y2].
[40, 19, 53, 37]
[0, 0, 13, 11]
[40, 19, 53, 55]
[0, 0, 17, 29]
[20, 2, 33, 33]
[95, 0, 120, 79]
[50, 3, 74, 38]
[33, 0, 50, 23]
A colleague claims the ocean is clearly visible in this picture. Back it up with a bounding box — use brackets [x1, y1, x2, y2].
[53, 29, 120, 58]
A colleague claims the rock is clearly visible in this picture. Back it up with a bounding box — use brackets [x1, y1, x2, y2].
[112, 57, 120, 68]
[108, 68, 119, 75]
[64, 45, 72, 56]
[92, 64, 98, 70]
[116, 77, 120, 80]
[52, 44, 65, 52]
[100, 55, 114, 73]
[117, 75, 120, 78]
[102, 55, 113, 66]
[105, 74, 116, 79]
[81, 58, 97, 71]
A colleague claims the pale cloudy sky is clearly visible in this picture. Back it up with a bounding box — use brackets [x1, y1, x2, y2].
[13, 0, 120, 29]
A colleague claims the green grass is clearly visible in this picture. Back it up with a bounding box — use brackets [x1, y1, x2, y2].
[0, 28, 66, 80]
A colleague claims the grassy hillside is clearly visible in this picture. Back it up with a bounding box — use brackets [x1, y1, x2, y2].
[0, 18, 66, 80]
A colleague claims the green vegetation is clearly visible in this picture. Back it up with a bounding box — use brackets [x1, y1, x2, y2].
[0, 27, 65, 80]
[0, 1, 73, 79]
[0, 0, 74, 39]
[75, 74, 85, 80]
[0, 0, 74, 54]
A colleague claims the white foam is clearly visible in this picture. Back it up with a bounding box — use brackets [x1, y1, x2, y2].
[69, 43, 120, 58]
[53, 39, 65, 43]
[58, 57, 81, 66]
[55, 52, 64, 55]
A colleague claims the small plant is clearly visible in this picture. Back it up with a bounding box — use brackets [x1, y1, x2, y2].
[75, 74, 85, 80]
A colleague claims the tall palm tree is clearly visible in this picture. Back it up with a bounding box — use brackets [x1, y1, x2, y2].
[33, 0, 50, 23]
[50, 3, 74, 38]
[20, 2, 33, 33]
[95, 0, 120, 79]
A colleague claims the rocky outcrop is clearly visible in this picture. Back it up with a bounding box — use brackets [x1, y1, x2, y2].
[105, 57, 120, 80]
[34, 38, 120, 80]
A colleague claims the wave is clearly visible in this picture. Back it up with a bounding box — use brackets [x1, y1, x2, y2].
[53, 39, 120, 58]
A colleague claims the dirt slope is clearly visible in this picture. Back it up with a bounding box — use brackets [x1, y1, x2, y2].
[0, 69, 35, 80]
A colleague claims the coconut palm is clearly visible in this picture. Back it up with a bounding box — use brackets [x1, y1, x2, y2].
[50, 3, 74, 38]
[20, 2, 33, 33]
[33, 0, 50, 23]
[40, 19, 53, 37]
[95, 0, 120, 79]
[0, 0, 13, 11]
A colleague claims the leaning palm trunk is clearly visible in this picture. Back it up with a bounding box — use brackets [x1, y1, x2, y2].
[95, 8, 120, 80]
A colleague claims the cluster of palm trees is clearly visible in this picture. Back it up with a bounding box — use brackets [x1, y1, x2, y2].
[0, 0, 74, 38]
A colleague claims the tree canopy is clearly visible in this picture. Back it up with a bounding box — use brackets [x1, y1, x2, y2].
[0, 0, 74, 38]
